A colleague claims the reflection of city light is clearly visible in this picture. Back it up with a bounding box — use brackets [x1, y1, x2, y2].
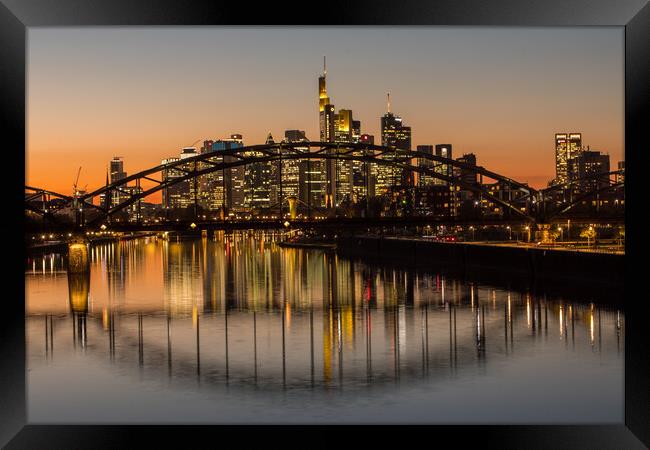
[102, 307, 110, 330]
[559, 305, 564, 337]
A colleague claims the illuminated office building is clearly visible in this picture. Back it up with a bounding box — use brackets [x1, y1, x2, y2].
[434, 144, 453, 185]
[351, 120, 361, 143]
[616, 161, 625, 184]
[318, 57, 335, 143]
[568, 150, 610, 192]
[297, 129, 325, 209]
[161, 157, 183, 210]
[333, 109, 354, 203]
[354, 134, 376, 198]
[200, 135, 244, 213]
[276, 130, 304, 203]
[124, 185, 143, 222]
[555, 132, 582, 184]
[245, 133, 272, 210]
[378, 94, 412, 194]
[417, 145, 435, 187]
[109, 157, 127, 207]
[318, 58, 337, 208]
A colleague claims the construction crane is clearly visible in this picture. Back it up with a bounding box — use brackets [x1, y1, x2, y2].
[72, 166, 82, 196]
[187, 139, 202, 148]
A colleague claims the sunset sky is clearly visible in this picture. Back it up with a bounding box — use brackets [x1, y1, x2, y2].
[27, 26, 624, 200]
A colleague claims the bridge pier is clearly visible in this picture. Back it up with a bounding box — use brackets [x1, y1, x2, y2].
[288, 196, 298, 220]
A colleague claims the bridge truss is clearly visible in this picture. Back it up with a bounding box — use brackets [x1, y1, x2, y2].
[25, 141, 623, 228]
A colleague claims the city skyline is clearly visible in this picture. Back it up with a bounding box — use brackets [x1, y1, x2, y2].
[27, 27, 624, 199]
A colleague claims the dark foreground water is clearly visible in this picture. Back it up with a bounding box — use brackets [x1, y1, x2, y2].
[26, 232, 624, 424]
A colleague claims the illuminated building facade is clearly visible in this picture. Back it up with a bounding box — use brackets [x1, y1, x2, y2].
[568, 150, 611, 192]
[199, 135, 244, 214]
[109, 157, 127, 207]
[318, 59, 336, 208]
[244, 134, 273, 210]
[616, 160, 625, 184]
[161, 157, 183, 210]
[354, 134, 376, 199]
[378, 95, 412, 194]
[276, 130, 304, 204]
[555, 132, 582, 184]
[417, 145, 435, 187]
[434, 144, 453, 185]
[333, 109, 354, 203]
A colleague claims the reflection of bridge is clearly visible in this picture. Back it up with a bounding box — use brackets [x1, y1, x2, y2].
[32, 289, 619, 391]
[25, 141, 624, 229]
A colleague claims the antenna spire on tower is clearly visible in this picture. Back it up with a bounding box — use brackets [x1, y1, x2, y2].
[387, 92, 391, 113]
[323, 55, 327, 76]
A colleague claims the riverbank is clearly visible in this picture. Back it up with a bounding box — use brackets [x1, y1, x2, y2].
[336, 235, 624, 288]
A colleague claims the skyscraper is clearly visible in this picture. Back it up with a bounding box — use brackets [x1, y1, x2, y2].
[434, 144, 453, 185]
[244, 133, 272, 210]
[162, 157, 183, 210]
[318, 57, 335, 143]
[277, 130, 303, 203]
[417, 145, 435, 187]
[616, 161, 625, 184]
[555, 132, 582, 184]
[568, 150, 610, 192]
[200, 135, 244, 215]
[109, 157, 127, 208]
[318, 57, 336, 208]
[294, 130, 326, 210]
[456, 153, 478, 186]
[378, 93, 412, 194]
[333, 108, 354, 203]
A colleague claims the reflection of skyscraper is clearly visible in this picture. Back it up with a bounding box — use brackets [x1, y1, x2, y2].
[163, 241, 204, 317]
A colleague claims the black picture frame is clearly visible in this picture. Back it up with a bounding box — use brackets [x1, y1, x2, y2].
[1, 0, 647, 447]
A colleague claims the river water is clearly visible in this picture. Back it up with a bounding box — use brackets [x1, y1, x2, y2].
[25, 232, 624, 424]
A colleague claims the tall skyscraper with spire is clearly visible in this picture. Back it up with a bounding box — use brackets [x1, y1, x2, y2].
[319, 56, 335, 143]
[318, 57, 337, 208]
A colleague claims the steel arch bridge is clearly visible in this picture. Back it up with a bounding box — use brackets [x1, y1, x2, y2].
[25, 141, 623, 228]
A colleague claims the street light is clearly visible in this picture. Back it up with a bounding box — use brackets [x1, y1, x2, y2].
[506, 225, 511, 240]
[469, 226, 475, 241]
[525, 225, 530, 243]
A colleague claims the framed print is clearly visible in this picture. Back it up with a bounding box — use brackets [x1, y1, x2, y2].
[1, 0, 648, 447]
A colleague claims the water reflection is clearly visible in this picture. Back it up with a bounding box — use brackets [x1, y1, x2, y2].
[25, 233, 624, 422]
